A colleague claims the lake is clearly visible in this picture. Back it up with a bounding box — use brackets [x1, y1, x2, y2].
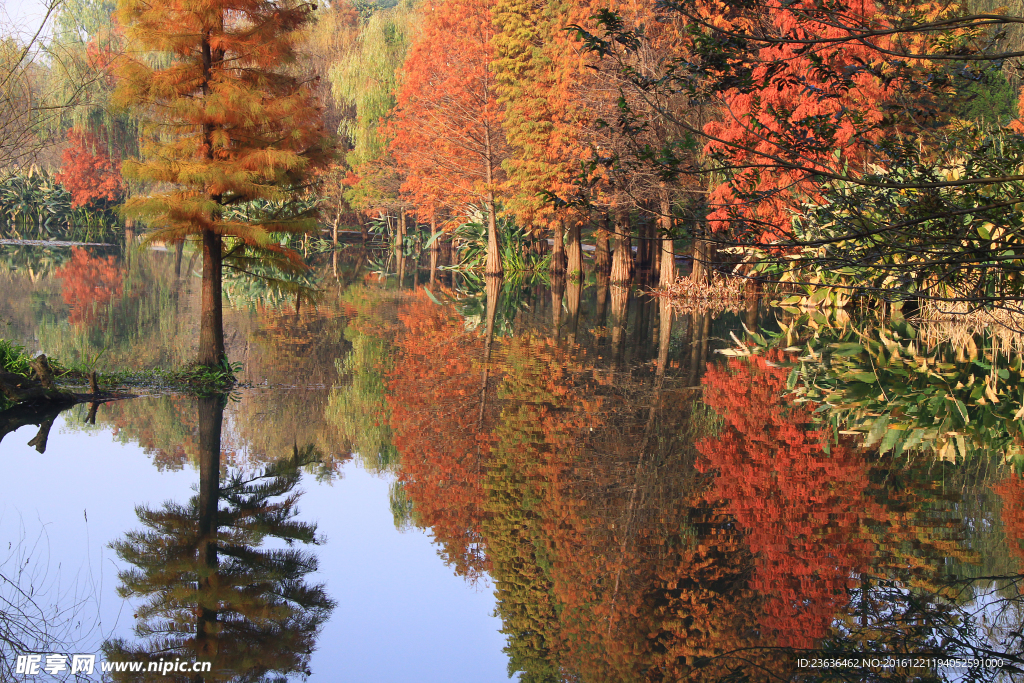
[1, 242, 1022, 682]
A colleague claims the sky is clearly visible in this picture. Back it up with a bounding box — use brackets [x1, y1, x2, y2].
[1, 0, 57, 41]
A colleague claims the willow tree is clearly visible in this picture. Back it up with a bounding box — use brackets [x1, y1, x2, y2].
[114, 0, 325, 367]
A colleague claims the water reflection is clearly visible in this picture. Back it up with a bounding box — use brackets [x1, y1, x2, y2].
[102, 395, 335, 682]
[5, 241, 1024, 681]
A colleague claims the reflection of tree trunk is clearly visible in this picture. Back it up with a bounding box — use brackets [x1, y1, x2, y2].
[659, 186, 675, 288]
[413, 252, 420, 288]
[657, 299, 672, 378]
[566, 278, 581, 347]
[610, 207, 633, 285]
[745, 293, 759, 332]
[687, 312, 702, 387]
[480, 276, 502, 425]
[636, 213, 651, 283]
[551, 273, 565, 339]
[631, 295, 651, 365]
[196, 395, 224, 664]
[594, 271, 609, 351]
[550, 220, 566, 276]
[610, 284, 630, 369]
[566, 220, 583, 281]
[357, 212, 367, 244]
[595, 214, 611, 275]
[25, 416, 55, 454]
[396, 254, 406, 287]
[199, 230, 225, 367]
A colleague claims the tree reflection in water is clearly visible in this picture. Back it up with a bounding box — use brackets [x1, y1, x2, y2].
[103, 395, 335, 682]
[364, 281, 1024, 682]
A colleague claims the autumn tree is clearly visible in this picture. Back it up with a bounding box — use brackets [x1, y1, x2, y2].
[54, 128, 123, 208]
[113, 0, 326, 367]
[388, 0, 508, 276]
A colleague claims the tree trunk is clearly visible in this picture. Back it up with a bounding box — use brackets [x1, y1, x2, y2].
[691, 237, 709, 286]
[566, 219, 583, 281]
[550, 219, 566, 276]
[658, 186, 676, 288]
[610, 206, 634, 285]
[175, 240, 185, 278]
[485, 192, 503, 277]
[397, 211, 407, 262]
[199, 229, 225, 368]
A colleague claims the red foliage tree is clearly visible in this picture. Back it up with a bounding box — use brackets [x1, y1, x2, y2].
[702, 0, 898, 241]
[55, 247, 124, 325]
[55, 130, 124, 209]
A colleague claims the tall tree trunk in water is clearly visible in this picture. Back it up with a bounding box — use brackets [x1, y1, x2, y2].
[595, 213, 612, 275]
[550, 219, 566, 276]
[485, 191, 503, 277]
[199, 230, 225, 368]
[174, 240, 184, 278]
[566, 277, 581, 347]
[396, 212, 407, 263]
[610, 206, 633, 285]
[551, 272, 565, 340]
[691, 233, 710, 286]
[566, 219, 583, 281]
[658, 185, 675, 288]
[429, 217, 438, 285]
[196, 394, 224, 664]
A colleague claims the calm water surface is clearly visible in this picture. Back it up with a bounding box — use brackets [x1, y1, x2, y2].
[1, 244, 1022, 682]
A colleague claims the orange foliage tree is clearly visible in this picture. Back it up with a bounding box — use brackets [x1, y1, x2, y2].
[54, 247, 124, 325]
[113, 0, 326, 367]
[55, 129, 124, 209]
[387, 0, 508, 276]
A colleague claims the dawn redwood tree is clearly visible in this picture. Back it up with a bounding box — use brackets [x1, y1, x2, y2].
[387, 0, 508, 276]
[55, 128, 123, 208]
[113, 0, 326, 367]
